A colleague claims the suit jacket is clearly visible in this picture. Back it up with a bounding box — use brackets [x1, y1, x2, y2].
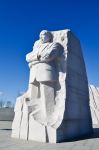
[29, 42, 63, 83]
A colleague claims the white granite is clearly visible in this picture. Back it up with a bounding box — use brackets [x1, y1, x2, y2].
[12, 29, 93, 143]
[89, 85, 99, 124]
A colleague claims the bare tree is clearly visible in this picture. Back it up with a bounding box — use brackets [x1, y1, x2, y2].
[6, 101, 12, 108]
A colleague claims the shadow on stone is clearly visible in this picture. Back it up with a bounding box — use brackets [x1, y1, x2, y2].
[92, 128, 99, 138]
[0, 129, 12, 131]
[60, 128, 99, 143]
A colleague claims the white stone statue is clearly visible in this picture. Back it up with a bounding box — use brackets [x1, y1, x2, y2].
[12, 29, 93, 143]
[26, 30, 64, 127]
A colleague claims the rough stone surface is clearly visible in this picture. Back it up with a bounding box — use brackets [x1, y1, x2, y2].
[12, 29, 93, 143]
[89, 85, 99, 124]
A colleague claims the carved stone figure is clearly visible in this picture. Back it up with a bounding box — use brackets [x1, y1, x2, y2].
[12, 29, 93, 143]
[26, 30, 64, 126]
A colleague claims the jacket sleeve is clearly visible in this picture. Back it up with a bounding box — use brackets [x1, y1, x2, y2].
[26, 40, 40, 62]
[40, 42, 63, 62]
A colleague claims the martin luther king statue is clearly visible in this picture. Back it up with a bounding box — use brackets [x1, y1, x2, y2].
[12, 29, 93, 143]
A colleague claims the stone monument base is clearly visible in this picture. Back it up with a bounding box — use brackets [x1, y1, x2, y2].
[28, 118, 93, 143]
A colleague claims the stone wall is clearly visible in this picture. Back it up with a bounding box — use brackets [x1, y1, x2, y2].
[0, 108, 14, 121]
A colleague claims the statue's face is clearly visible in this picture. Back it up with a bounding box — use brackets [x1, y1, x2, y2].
[40, 30, 51, 43]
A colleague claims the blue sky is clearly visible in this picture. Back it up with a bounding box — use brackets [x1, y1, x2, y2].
[0, 0, 99, 104]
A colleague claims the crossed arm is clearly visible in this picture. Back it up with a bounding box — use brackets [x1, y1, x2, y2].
[26, 51, 38, 62]
[26, 42, 63, 67]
